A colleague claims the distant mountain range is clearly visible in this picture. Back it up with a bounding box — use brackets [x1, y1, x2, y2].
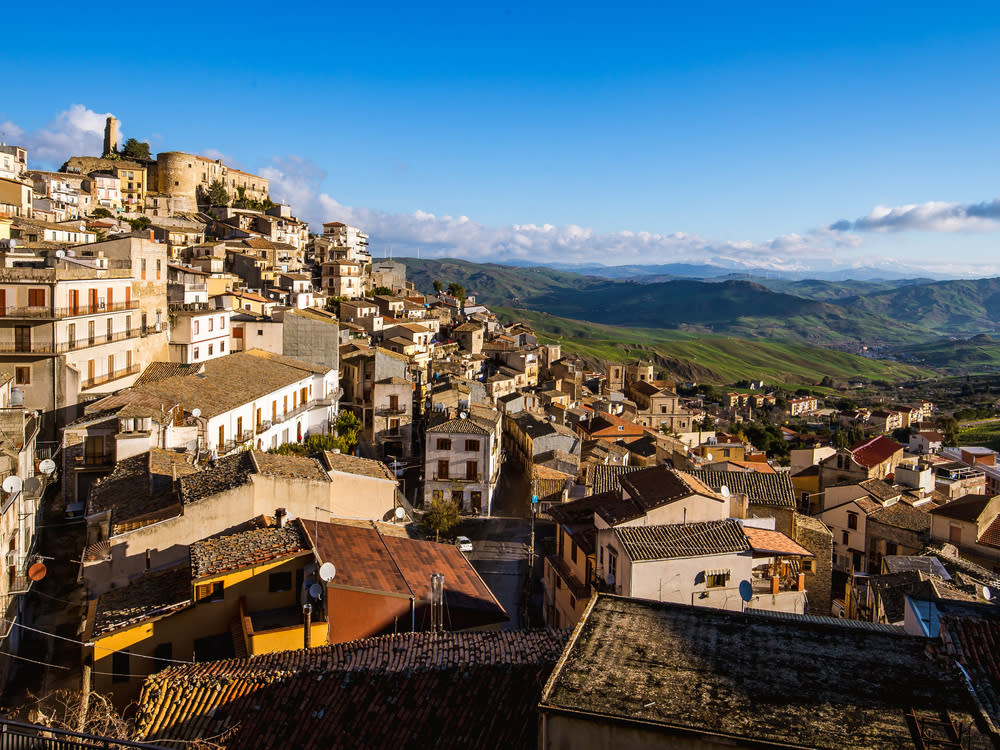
[399, 258, 1000, 348]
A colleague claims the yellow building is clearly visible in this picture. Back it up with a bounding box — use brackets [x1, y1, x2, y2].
[62, 157, 147, 211]
[85, 518, 326, 704]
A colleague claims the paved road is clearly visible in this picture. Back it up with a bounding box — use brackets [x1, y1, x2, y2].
[453, 518, 530, 629]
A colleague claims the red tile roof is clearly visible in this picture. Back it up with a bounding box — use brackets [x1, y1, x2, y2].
[742, 526, 813, 557]
[138, 629, 569, 748]
[979, 515, 1000, 549]
[850, 436, 904, 468]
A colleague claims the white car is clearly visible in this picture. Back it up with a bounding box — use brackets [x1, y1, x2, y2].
[455, 536, 473, 553]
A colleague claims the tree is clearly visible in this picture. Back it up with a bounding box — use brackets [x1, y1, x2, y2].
[121, 138, 151, 161]
[423, 497, 459, 542]
[333, 410, 362, 447]
[936, 415, 960, 447]
[819, 376, 834, 388]
[269, 411, 363, 456]
[433, 279, 443, 293]
[447, 282, 465, 300]
[834, 429, 849, 450]
[91, 207, 112, 218]
[205, 180, 230, 206]
[697, 414, 716, 432]
[369, 286, 394, 297]
[128, 216, 151, 231]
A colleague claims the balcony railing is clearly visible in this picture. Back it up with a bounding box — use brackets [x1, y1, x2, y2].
[376, 406, 407, 416]
[256, 420, 272, 434]
[73, 453, 115, 469]
[0, 718, 170, 749]
[0, 300, 139, 319]
[81, 364, 141, 390]
[0, 330, 140, 355]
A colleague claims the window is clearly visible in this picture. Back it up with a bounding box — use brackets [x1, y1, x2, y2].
[208, 317, 214, 332]
[466, 460, 478, 480]
[257, 328, 263, 336]
[842, 530, 849, 545]
[268, 571, 292, 592]
[153, 642, 172, 665]
[28, 288, 45, 307]
[220, 316, 226, 329]
[569, 594, 576, 610]
[451, 490, 463, 505]
[193, 320, 199, 335]
[125, 315, 132, 336]
[193, 347, 199, 360]
[208, 344, 213, 356]
[220, 341, 225, 352]
[196, 581, 224, 602]
[801, 559, 816, 574]
[706, 570, 730, 588]
[438, 460, 450, 480]
[112, 651, 129, 683]
[106, 318, 113, 341]
[465, 439, 480, 452]
[886, 542, 898, 557]
[436, 438, 452, 450]
[432, 489, 443, 502]
[571, 541, 578, 564]
[847, 512, 858, 530]
[14, 367, 29, 385]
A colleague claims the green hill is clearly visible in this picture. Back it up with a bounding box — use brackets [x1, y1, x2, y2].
[402, 257, 930, 345]
[490, 307, 933, 385]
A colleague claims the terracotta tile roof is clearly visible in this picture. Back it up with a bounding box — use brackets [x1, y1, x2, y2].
[937, 614, 1000, 725]
[190, 519, 311, 579]
[548, 491, 619, 555]
[132, 361, 201, 386]
[930, 494, 992, 522]
[245, 348, 332, 375]
[178, 452, 254, 504]
[742, 526, 813, 556]
[979, 515, 1000, 549]
[319, 451, 395, 481]
[87, 451, 184, 533]
[137, 629, 569, 748]
[129, 352, 322, 419]
[868, 503, 932, 534]
[849, 435, 903, 468]
[425, 416, 491, 435]
[687, 470, 795, 508]
[92, 564, 192, 637]
[619, 465, 721, 513]
[306, 520, 506, 623]
[615, 520, 749, 561]
[250, 451, 329, 482]
[540, 595, 991, 748]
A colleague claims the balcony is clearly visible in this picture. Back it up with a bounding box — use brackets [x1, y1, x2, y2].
[73, 452, 115, 469]
[376, 406, 407, 416]
[0, 300, 139, 320]
[80, 363, 141, 390]
[256, 420, 273, 434]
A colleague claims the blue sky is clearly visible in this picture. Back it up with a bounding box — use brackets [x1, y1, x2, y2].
[5, 2, 1000, 275]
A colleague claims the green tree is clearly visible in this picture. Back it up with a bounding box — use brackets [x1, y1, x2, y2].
[261, 195, 275, 210]
[423, 497, 459, 542]
[128, 216, 151, 231]
[936, 415, 959, 447]
[232, 186, 249, 208]
[91, 207, 112, 218]
[819, 376, 834, 388]
[833, 429, 849, 450]
[121, 138, 151, 161]
[206, 180, 230, 206]
[369, 286, 394, 296]
[447, 282, 465, 300]
[433, 279, 443, 293]
[697, 414, 716, 432]
[333, 410, 362, 448]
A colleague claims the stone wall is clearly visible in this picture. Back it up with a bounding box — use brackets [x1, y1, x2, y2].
[795, 513, 834, 617]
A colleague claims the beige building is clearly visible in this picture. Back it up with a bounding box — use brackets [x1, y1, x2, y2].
[151, 152, 269, 213]
[168, 309, 232, 364]
[322, 259, 363, 299]
[424, 406, 502, 515]
[0, 178, 32, 219]
[62, 157, 147, 211]
[0, 145, 28, 182]
[340, 347, 413, 459]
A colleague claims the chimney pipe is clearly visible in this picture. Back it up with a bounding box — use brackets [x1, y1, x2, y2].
[275, 508, 286, 528]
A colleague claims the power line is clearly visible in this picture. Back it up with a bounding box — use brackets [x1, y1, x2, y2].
[1, 650, 70, 670]
[0, 618, 195, 665]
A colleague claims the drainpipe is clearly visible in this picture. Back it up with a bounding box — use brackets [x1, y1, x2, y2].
[303, 602, 312, 649]
[410, 595, 416, 632]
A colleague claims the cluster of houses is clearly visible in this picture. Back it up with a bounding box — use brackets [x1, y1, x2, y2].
[1, 121, 1000, 748]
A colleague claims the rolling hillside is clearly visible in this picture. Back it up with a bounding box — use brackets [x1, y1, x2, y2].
[401, 258, 930, 345]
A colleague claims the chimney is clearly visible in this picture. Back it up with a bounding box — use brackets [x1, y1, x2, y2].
[275, 508, 287, 528]
[430, 573, 445, 633]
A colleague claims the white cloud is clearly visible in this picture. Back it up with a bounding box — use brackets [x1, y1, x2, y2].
[830, 199, 1000, 233]
[7, 105, 117, 168]
[259, 154, 863, 271]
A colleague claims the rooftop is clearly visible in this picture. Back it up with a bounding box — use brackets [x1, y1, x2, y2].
[539, 595, 990, 749]
[930, 494, 992, 522]
[615, 520, 749, 561]
[687, 469, 796, 508]
[849, 435, 904, 468]
[138, 629, 569, 748]
[319, 451, 395, 481]
[91, 564, 192, 637]
[189, 519, 311, 579]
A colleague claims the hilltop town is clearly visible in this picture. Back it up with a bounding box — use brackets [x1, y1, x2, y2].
[0, 120, 999, 748]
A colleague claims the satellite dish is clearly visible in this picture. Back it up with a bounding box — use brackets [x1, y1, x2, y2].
[395, 506, 406, 520]
[38, 459, 56, 476]
[309, 583, 323, 599]
[55, 249, 66, 258]
[721, 486, 731, 499]
[22, 477, 42, 496]
[319, 562, 337, 582]
[739, 580, 754, 603]
[27, 562, 46, 582]
[983, 585, 994, 601]
[705, 453, 713, 462]
[459, 411, 468, 419]
[2, 476, 22, 495]
[191, 408, 202, 418]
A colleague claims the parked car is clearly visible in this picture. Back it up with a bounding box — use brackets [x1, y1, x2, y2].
[455, 535, 473, 553]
